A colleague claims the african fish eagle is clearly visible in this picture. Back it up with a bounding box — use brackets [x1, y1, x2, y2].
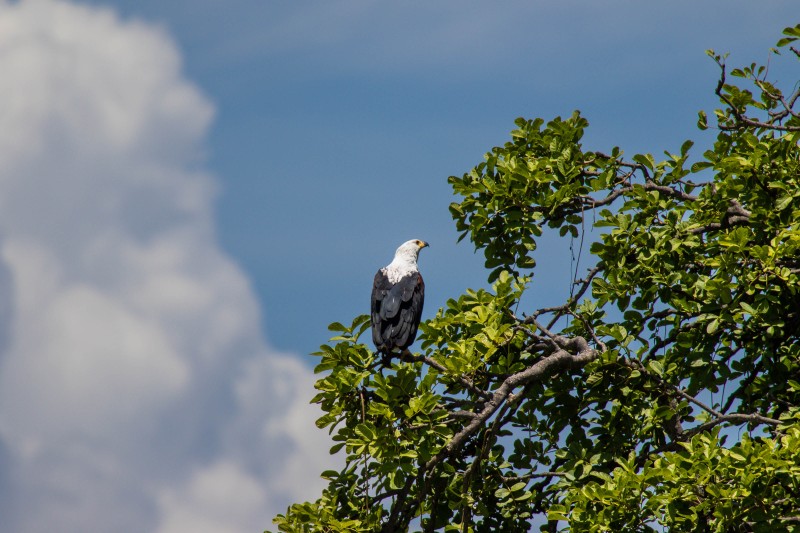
[371, 239, 429, 355]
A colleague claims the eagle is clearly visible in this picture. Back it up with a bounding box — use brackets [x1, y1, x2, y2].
[371, 239, 429, 355]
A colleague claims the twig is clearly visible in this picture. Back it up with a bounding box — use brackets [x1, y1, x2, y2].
[401, 350, 492, 400]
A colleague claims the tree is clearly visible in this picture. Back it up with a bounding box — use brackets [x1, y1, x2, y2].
[272, 25, 800, 532]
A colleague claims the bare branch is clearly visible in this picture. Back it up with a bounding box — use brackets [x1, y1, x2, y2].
[500, 471, 566, 483]
[684, 412, 782, 438]
[713, 57, 800, 132]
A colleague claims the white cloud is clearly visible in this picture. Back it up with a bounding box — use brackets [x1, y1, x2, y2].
[0, 1, 335, 531]
[156, 460, 270, 533]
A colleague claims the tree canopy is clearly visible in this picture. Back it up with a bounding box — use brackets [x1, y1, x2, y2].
[272, 25, 800, 533]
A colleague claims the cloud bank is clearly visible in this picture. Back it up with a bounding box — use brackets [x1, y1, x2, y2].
[0, 1, 333, 531]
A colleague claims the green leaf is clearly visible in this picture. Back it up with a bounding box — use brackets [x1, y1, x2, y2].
[632, 153, 655, 171]
[776, 195, 793, 211]
[697, 110, 709, 130]
[740, 301, 756, 315]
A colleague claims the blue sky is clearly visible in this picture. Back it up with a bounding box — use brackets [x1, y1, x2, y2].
[89, 0, 799, 356]
[0, 1, 796, 532]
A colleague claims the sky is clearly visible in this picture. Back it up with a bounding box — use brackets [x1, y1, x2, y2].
[0, 1, 796, 532]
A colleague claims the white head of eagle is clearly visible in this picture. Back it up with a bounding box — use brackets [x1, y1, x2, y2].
[371, 239, 429, 355]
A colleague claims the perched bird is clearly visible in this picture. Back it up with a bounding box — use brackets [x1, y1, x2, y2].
[371, 239, 429, 355]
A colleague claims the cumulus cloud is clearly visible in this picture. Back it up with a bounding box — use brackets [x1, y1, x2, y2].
[0, 1, 334, 531]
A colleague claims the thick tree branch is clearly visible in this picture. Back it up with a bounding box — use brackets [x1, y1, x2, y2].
[426, 336, 598, 472]
[383, 340, 596, 531]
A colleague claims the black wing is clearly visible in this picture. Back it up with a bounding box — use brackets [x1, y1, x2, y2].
[371, 271, 425, 354]
[371, 269, 393, 350]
